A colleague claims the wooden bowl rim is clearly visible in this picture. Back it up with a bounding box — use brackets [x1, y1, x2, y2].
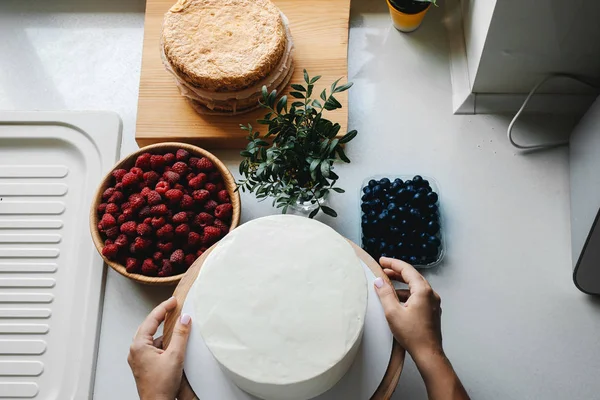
[89, 142, 241, 286]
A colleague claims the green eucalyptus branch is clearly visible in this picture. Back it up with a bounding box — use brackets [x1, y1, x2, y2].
[237, 70, 357, 218]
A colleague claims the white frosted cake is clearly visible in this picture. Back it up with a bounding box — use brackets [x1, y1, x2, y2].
[192, 215, 368, 400]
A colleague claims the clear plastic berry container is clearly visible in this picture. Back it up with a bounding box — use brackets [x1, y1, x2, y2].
[359, 175, 445, 269]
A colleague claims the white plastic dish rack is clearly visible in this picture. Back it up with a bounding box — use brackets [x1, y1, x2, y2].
[0, 111, 121, 399]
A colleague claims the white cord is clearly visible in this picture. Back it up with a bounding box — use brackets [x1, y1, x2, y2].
[508, 74, 599, 151]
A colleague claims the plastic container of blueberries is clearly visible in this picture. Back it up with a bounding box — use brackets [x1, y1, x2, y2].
[359, 175, 445, 269]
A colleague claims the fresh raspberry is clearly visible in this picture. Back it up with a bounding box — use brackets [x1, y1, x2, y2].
[184, 254, 196, 267]
[151, 216, 166, 229]
[115, 183, 123, 191]
[157, 241, 174, 253]
[186, 211, 196, 220]
[141, 258, 158, 276]
[120, 221, 137, 236]
[101, 244, 119, 260]
[135, 153, 151, 170]
[164, 166, 172, 172]
[176, 149, 190, 161]
[208, 171, 223, 183]
[145, 190, 162, 205]
[97, 203, 108, 214]
[214, 218, 230, 235]
[100, 213, 116, 228]
[143, 171, 160, 185]
[120, 202, 130, 211]
[158, 260, 174, 277]
[204, 200, 218, 213]
[202, 226, 222, 244]
[136, 223, 153, 237]
[130, 167, 144, 179]
[163, 153, 176, 165]
[155, 181, 170, 195]
[138, 206, 152, 219]
[196, 249, 205, 257]
[215, 182, 225, 192]
[125, 257, 140, 274]
[189, 157, 200, 168]
[175, 223, 190, 237]
[140, 187, 151, 197]
[192, 189, 210, 203]
[102, 187, 115, 201]
[162, 171, 180, 185]
[112, 169, 128, 182]
[180, 194, 194, 209]
[108, 191, 124, 204]
[214, 203, 233, 220]
[204, 183, 217, 194]
[171, 162, 188, 175]
[188, 231, 202, 247]
[121, 172, 139, 188]
[104, 239, 114, 245]
[143, 217, 152, 224]
[114, 234, 129, 249]
[150, 154, 165, 170]
[152, 251, 163, 262]
[150, 204, 168, 216]
[156, 224, 174, 239]
[170, 249, 184, 264]
[189, 174, 207, 190]
[194, 212, 214, 227]
[97, 222, 105, 233]
[174, 184, 185, 191]
[134, 236, 152, 252]
[121, 208, 135, 221]
[117, 214, 127, 225]
[172, 212, 188, 224]
[104, 226, 120, 239]
[129, 194, 146, 210]
[216, 190, 230, 203]
[196, 157, 214, 171]
[186, 173, 196, 182]
[165, 189, 183, 203]
[105, 203, 119, 215]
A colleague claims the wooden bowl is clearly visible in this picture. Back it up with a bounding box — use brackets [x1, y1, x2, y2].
[163, 240, 405, 400]
[89, 142, 241, 285]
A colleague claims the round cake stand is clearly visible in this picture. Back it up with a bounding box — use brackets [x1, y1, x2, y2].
[164, 240, 405, 400]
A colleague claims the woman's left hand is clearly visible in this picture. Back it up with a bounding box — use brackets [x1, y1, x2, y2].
[128, 297, 192, 400]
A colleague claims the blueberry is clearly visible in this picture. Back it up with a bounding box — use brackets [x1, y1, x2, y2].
[396, 242, 405, 252]
[400, 254, 409, 262]
[394, 178, 404, 185]
[413, 175, 423, 184]
[426, 192, 439, 204]
[377, 241, 387, 252]
[412, 192, 425, 205]
[379, 178, 391, 188]
[405, 185, 415, 194]
[390, 226, 401, 236]
[421, 243, 435, 256]
[417, 187, 429, 195]
[395, 188, 408, 202]
[362, 215, 369, 225]
[400, 232, 408, 239]
[409, 208, 421, 218]
[427, 203, 439, 214]
[381, 253, 388, 258]
[372, 185, 383, 198]
[365, 238, 377, 249]
[421, 179, 430, 188]
[409, 256, 419, 264]
[361, 202, 370, 212]
[390, 181, 402, 192]
[378, 210, 390, 223]
[385, 194, 396, 203]
[390, 214, 400, 225]
[426, 221, 440, 234]
[400, 219, 410, 229]
[361, 193, 370, 202]
[367, 210, 377, 218]
[373, 198, 383, 210]
[368, 179, 378, 188]
[397, 206, 407, 215]
[386, 244, 396, 254]
[387, 202, 398, 212]
[404, 179, 413, 187]
[420, 232, 429, 241]
[362, 186, 372, 194]
[428, 236, 441, 246]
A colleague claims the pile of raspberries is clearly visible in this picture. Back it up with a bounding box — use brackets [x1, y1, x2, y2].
[96, 148, 233, 277]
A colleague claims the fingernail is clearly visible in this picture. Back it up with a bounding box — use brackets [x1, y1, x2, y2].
[180, 313, 191, 325]
[374, 277, 384, 288]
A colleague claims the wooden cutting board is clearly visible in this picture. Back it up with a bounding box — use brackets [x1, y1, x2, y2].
[136, 0, 351, 149]
[164, 240, 405, 400]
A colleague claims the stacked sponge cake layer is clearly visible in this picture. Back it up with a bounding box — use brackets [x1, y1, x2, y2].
[161, 0, 294, 115]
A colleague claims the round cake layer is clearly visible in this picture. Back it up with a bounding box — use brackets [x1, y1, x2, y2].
[193, 215, 367, 400]
[162, 0, 287, 92]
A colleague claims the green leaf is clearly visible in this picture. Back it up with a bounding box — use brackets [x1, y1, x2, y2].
[321, 206, 338, 217]
[320, 161, 331, 178]
[291, 101, 304, 108]
[261, 86, 268, 100]
[307, 85, 313, 98]
[333, 82, 353, 93]
[290, 92, 304, 99]
[332, 187, 345, 193]
[309, 158, 320, 172]
[240, 150, 252, 157]
[303, 69, 310, 84]
[330, 77, 342, 93]
[276, 95, 288, 113]
[308, 208, 319, 219]
[339, 129, 357, 144]
[336, 146, 350, 163]
[320, 89, 327, 101]
[328, 139, 339, 153]
[312, 99, 322, 109]
[268, 90, 277, 107]
[291, 84, 306, 92]
[310, 75, 322, 84]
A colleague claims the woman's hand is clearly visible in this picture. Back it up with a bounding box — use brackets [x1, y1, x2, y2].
[128, 297, 192, 400]
[374, 257, 469, 400]
[374, 256, 443, 361]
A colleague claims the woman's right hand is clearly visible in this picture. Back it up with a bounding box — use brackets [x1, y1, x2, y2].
[374, 256, 443, 361]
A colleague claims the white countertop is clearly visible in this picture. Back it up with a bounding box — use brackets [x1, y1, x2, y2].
[2, 1, 600, 399]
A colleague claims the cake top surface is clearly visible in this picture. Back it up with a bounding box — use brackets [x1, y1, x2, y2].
[192, 215, 367, 385]
[162, 0, 287, 92]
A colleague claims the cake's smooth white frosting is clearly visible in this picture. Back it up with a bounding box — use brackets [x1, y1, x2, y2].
[193, 215, 368, 400]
